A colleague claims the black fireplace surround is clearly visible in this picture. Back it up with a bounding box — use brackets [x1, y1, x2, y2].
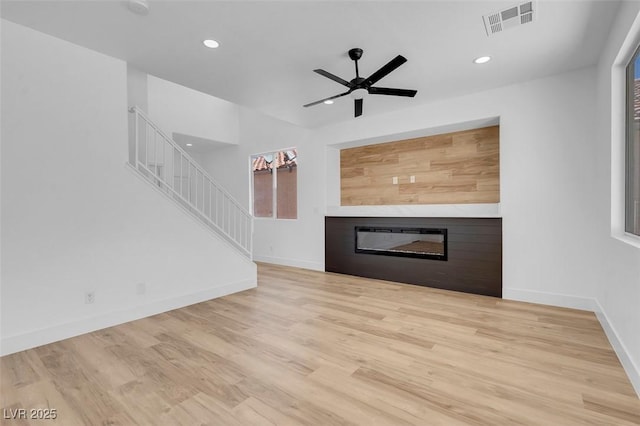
[326, 217, 502, 297]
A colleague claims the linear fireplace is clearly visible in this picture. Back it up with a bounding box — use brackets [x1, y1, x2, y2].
[355, 226, 447, 261]
[326, 217, 502, 297]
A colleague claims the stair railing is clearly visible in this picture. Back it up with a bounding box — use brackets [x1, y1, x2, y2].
[128, 106, 252, 258]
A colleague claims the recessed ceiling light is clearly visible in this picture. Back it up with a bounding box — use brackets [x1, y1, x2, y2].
[203, 39, 219, 49]
[473, 56, 492, 64]
[186, 143, 193, 147]
[323, 100, 334, 105]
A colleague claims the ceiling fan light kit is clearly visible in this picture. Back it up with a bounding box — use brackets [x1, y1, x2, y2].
[304, 47, 417, 118]
[127, 0, 149, 15]
[350, 88, 368, 100]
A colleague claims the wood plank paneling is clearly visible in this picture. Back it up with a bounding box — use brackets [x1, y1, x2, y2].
[325, 216, 502, 297]
[340, 126, 500, 206]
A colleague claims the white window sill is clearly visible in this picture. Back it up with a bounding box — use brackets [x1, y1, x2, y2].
[613, 232, 640, 249]
[254, 217, 298, 221]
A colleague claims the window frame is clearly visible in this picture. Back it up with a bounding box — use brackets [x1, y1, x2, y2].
[250, 148, 298, 221]
[611, 15, 640, 249]
[625, 44, 640, 237]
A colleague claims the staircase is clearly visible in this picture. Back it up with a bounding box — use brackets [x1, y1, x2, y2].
[128, 106, 252, 258]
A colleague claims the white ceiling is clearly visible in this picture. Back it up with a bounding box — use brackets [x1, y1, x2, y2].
[1, 1, 620, 128]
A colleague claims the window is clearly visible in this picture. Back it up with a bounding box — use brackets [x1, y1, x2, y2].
[626, 47, 640, 236]
[251, 149, 297, 219]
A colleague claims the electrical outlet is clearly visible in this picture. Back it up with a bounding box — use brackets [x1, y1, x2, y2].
[136, 282, 146, 295]
[85, 291, 95, 304]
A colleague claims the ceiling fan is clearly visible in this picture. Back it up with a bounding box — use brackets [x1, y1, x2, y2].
[303, 48, 417, 118]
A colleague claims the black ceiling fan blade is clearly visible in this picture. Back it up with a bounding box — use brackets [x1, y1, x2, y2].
[368, 87, 417, 97]
[362, 55, 407, 87]
[354, 98, 363, 117]
[303, 91, 350, 108]
[313, 69, 351, 87]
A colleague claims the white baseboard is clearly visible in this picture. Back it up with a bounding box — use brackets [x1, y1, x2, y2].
[252, 254, 324, 272]
[0, 278, 256, 356]
[593, 299, 640, 397]
[504, 287, 639, 398]
[503, 287, 598, 311]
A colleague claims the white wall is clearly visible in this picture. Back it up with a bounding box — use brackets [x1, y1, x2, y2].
[208, 64, 605, 309]
[127, 65, 148, 111]
[593, 1, 640, 395]
[125, 68, 210, 173]
[0, 20, 256, 355]
[126, 65, 148, 163]
[314, 68, 601, 310]
[147, 75, 240, 145]
[221, 67, 598, 302]
[199, 108, 322, 270]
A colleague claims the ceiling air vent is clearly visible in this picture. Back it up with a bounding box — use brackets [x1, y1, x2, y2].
[483, 1, 536, 36]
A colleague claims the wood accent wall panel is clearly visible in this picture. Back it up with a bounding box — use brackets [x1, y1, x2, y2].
[325, 216, 502, 297]
[340, 126, 500, 206]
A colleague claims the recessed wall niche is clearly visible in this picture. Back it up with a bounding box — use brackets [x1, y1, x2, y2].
[340, 126, 499, 206]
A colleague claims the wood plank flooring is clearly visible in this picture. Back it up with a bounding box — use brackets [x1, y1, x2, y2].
[2, 263, 639, 425]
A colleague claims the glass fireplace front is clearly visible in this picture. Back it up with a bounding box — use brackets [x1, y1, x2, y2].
[355, 226, 447, 261]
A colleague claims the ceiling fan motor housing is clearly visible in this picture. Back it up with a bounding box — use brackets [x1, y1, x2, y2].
[348, 48, 363, 61]
[351, 77, 366, 87]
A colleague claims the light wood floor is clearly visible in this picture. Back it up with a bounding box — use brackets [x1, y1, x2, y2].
[2, 263, 639, 425]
